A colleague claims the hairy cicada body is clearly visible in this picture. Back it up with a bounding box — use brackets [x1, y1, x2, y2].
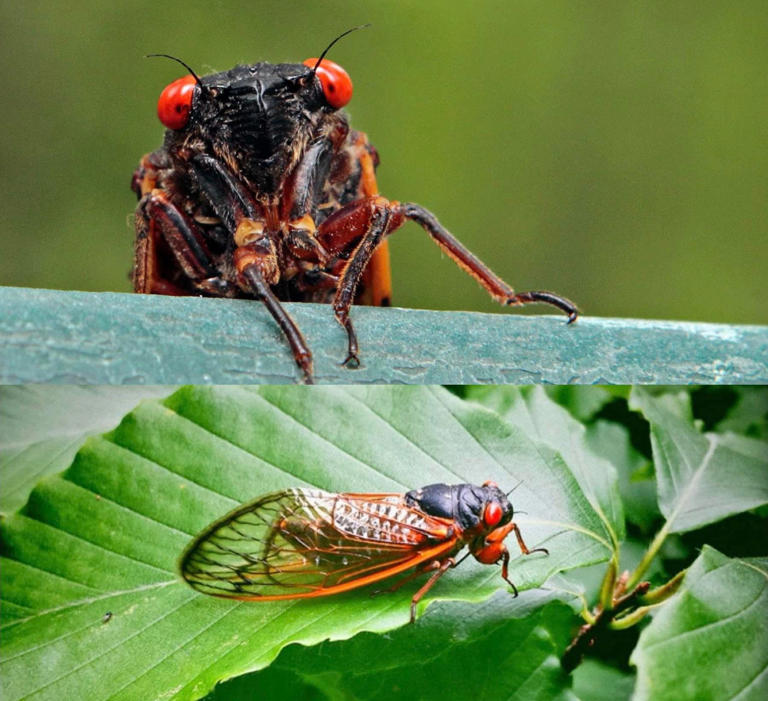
[132, 29, 578, 383]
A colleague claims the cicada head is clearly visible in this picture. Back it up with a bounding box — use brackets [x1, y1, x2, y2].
[155, 59, 344, 194]
[451, 481, 514, 536]
[461, 481, 517, 566]
[151, 28, 364, 196]
[477, 481, 515, 531]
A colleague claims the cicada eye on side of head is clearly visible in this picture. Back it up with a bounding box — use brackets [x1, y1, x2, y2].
[483, 500, 504, 527]
[302, 58, 353, 108]
[157, 74, 196, 130]
[179, 483, 549, 622]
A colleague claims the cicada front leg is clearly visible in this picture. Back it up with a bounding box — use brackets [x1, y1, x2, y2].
[473, 521, 549, 597]
[190, 154, 316, 383]
[317, 194, 579, 368]
[134, 189, 234, 297]
[316, 196, 405, 367]
[234, 242, 315, 385]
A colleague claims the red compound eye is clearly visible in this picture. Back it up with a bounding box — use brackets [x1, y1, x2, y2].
[157, 74, 197, 130]
[484, 501, 503, 528]
[303, 58, 353, 109]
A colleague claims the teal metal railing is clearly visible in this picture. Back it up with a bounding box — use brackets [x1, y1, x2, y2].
[1, 287, 766, 384]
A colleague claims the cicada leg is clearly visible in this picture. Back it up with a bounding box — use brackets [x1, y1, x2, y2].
[473, 521, 549, 597]
[238, 263, 314, 385]
[409, 558, 455, 624]
[318, 195, 578, 368]
[369, 559, 446, 598]
[190, 154, 316, 383]
[368, 557, 457, 623]
[134, 189, 234, 297]
[399, 203, 579, 323]
[316, 196, 404, 367]
[498, 523, 549, 596]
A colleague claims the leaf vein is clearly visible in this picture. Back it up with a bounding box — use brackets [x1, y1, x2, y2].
[105, 599, 245, 701]
[25, 589, 199, 699]
[243, 388, 405, 488]
[0, 580, 177, 631]
[642, 581, 765, 652]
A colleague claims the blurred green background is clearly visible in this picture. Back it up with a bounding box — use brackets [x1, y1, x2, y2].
[1, 0, 766, 324]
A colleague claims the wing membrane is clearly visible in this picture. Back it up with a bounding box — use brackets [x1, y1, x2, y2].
[180, 488, 457, 599]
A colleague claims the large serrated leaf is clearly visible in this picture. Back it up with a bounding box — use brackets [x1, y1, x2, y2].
[629, 388, 768, 533]
[1, 386, 613, 700]
[715, 387, 768, 439]
[584, 420, 659, 533]
[631, 546, 768, 701]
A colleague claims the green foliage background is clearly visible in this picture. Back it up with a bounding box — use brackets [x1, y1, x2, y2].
[1, 1, 766, 323]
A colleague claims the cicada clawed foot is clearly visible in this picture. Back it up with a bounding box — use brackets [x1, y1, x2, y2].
[505, 290, 579, 324]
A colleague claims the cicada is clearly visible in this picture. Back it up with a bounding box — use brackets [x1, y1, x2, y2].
[132, 28, 578, 383]
[180, 481, 547, 622]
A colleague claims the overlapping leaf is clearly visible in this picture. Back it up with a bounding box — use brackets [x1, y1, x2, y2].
[1, 386, 615, 700]
[211, 593, 577, 701]
[468, 386, 625, 549]
[584, 420, 659, 533]
[632, 547, 768, 700]
[630, 388, 768, 533]
[0, 386, 173, 513]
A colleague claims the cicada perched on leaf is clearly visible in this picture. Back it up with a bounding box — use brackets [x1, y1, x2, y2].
[132, 27, 578, 383]
[180, 481, 548, 622]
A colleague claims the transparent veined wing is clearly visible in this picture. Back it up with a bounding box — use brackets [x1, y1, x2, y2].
[180, 488, 459, 599]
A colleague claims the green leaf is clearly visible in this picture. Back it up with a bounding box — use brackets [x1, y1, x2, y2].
[715, 387, 768, 439]
[467, 386, 625, 549]
[572, 659, 635, 701]
[210, 594, 578, 701]
[631, 546, 768, 701]
[629, 388, 768, 533]
[0, 386, 612, 701]
[544, 386, 614, 422]
[584, 420, 660, 533]
[0, 386, 174, 514]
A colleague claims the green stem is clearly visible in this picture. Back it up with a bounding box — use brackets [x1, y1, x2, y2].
[609, 605, 652, 630]
[598, 555, 619, 612]
[638, 568, 686, 605]
[626, 521, 669, 590]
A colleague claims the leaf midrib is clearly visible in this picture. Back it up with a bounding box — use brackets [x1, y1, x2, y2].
[660, 432, 718, 531]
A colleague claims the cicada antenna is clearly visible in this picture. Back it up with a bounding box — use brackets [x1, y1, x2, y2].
[506, 480, 524, 497]
[145, 53, 204, 88]
[311, 24, 371, 73]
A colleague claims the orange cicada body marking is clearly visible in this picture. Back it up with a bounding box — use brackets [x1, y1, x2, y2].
[179, 481, 548, 622]
[132, 28, 578, 383]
